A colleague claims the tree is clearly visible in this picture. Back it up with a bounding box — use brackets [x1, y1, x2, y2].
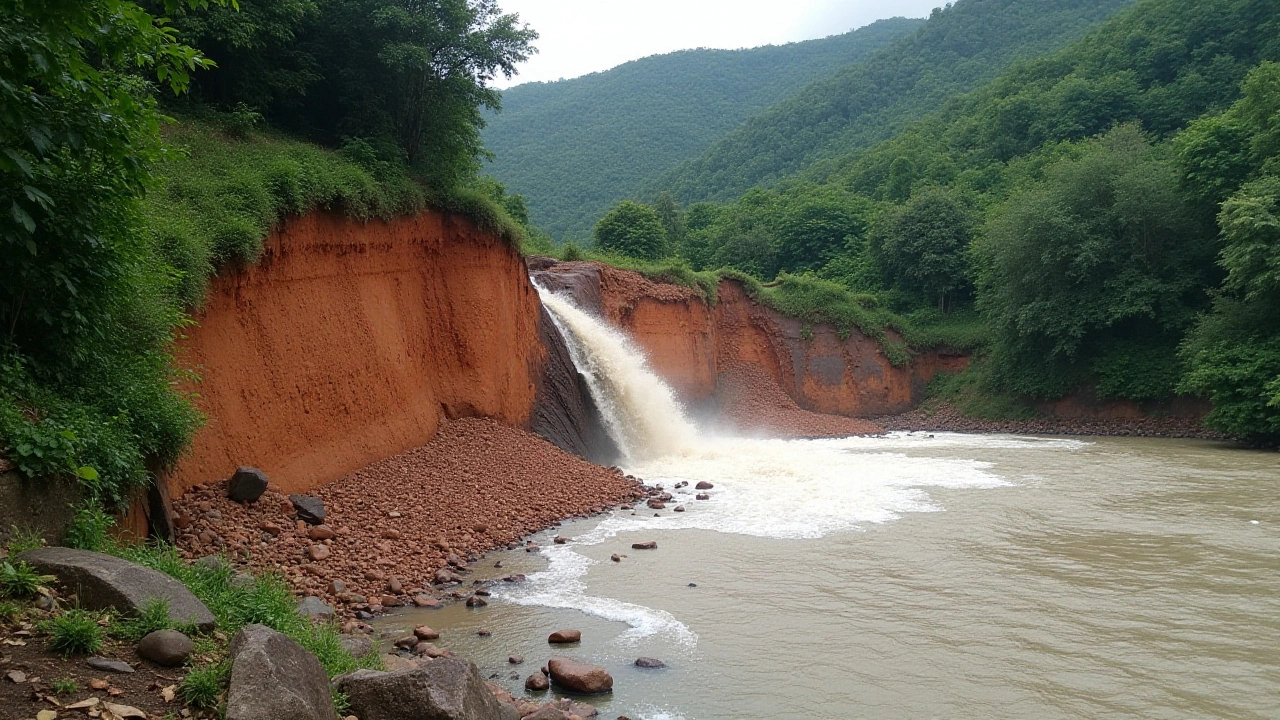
[880, 187, 974, 312]
[594, 201, 669, 260]
[975, 125, 1212, 397]
[773, 187, 867, 274]
[654, 192, 686, 251]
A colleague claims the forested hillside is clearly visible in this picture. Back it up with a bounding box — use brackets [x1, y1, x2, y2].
[482, 18, 922, 240]
[581, 0, 1280, 444]
[653, 0, 1136, 204]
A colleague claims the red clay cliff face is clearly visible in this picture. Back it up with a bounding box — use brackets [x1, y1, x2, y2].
[533, 261, 966, 428]
[168, 212, 544, 498]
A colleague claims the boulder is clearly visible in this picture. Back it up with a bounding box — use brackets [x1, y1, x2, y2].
[695, 481, 714, 490]
[547, 629, 581, 644]
[226, 625, 337, 720]
[289, 495, 326, 525]
[547, 657, 613, 694]
[296, 597, 335, 621]
[337, 658, 518, 720]
[634, 657, 665, 669]
[19, 548, 215, 631]
[136, 630, 194, 667]
[413, 625, 440, 641]
[227, 467, 269, 503]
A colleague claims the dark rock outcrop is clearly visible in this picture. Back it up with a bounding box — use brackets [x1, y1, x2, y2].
[19, 548, 215, 631]
[337, 658, 519, 720]
[226, 625, 337, 720]
[531, 304, 620, 465]
[289, 495, 326, 525]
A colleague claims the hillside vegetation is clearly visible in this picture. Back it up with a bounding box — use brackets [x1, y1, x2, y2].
[587, 0, 1280, 444]
[482, 17, 923, 240]
[652, 0, 1136, 204]
[0, 0, 536, 511]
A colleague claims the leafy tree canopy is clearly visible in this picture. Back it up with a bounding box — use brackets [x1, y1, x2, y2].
[594, 201, 669, 261]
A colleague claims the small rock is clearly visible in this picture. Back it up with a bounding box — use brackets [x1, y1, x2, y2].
[553, 536, 569, 545]
[646, 499, 665, 510]
[632, 541, 657, 550]
[509, 655, 524, 664]
[137, 629, 194, 667]
[696, 493, 710, 501]
[477, 628, 492, 637]
[413, 595, 441, 608]
[673, 505, 685, 513]
[307, 526, 337, 541]
[394, 636, 419, 650]
[434, 568, 456, 584]
[635, 657, 666, 669]
[307, 545, 330, 561]
[87, 657, 135, 674]
[258, 521, 283, 536]
[695, 481, 714, 490]
[296, 596, 335, 621]
[387, 577, 403, 594]
[610, 554, 621, 562]
[329, 580, 347, 595]
[5, 670, 25, 683]
[466, 595, 488, 608]
[548, 629, 581, 644]
[525, 671, 550, 692]
[414, 626, 440, 640]
[289, 494, 326, 525]
[339, 635, 373, 658]
[227, 467, 269, 503]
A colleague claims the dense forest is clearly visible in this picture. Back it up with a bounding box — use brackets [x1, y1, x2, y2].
[0, 0, 537, 510]
[581, 0, 1280, 444]
[481, 17, 923, 240]
[650, 0, 1137, 205]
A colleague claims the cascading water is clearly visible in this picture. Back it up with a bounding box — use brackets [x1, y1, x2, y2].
[536, 283, 700, 462]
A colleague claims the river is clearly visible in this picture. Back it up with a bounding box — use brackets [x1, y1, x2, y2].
[373, 288, 1279, 719]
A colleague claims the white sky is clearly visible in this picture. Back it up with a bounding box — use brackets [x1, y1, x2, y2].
[493, 0, 942, 88]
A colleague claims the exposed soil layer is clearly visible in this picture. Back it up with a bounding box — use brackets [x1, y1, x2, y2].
[716, 363, 883, 438]
[168, 212, 546, 499]
[171, 418, 645, 612]
[876, 404, 1225, 439]
[533, 261, 966, 417]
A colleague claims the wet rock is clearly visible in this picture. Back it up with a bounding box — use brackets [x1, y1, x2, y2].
[289, 495, 326, 525]
[525, 671, 550, 692]
[227, 467, 270, 504]
[296, 597, 335, 621]
[522, 707, 565, 720]
[87, 657, 135, 673]
[20, 548, 215, 632]
[673, 506, 685, 513]
[394, 636, 419, 650]
[509, 655, 524, 665]
[610, 554, 621, 562]
[477, 628, 492, 637]
[696, 493, 710, 501]
[695, 482, 714, 490]
[227, 624, 337, 720]
[434, 568, 457, 584]
[631, 541, 657, 550]
[548, 629, 581, 644]
[553, 536, 569, 545]
[634, 657, 665, 669]
[646, 499, 665, 510]
[466, 595, 488, 608]
[136, 629, 194, 667]
[414, 625, 440, 640]
[547, 657, 613, 694]
[413, 594, 441, 608]
[337, 657, 516, 720]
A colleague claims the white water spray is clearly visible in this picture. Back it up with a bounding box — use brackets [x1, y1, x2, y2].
[536, 284, 700, 462]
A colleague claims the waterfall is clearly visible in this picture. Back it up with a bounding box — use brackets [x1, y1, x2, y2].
[535, 284, 700, 462]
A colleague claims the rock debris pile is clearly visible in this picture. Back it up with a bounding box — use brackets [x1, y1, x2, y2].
[171, 418, 645, 615]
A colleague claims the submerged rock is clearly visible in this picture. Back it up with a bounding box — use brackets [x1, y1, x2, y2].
[634, 657, 666, 669]
[631, 541, 657, 550]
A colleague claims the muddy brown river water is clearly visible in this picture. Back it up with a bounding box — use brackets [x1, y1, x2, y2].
[374, 433, 1279, 719]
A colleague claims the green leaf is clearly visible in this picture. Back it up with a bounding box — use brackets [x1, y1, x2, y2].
[76, 466, 100, 482]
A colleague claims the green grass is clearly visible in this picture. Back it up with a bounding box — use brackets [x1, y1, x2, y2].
[0, 560, 51, 599]
[179, 660, 228, 711]
[44, 609, 106, 657]
[922, 365, 1040, 420]
[51, 677, 78, 696]
[113, 598, 195, 642]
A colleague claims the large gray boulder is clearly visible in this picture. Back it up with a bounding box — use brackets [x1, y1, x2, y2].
[226, 625, 338, 720]
[19, 548, 215, 631]
[337, 658, 518, 720]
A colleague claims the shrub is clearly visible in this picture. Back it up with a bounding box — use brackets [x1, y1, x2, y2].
[64, 503, 117, 552]
[180, 660, 228, 710]
[51, 677, 78, 696]
[44, 610, 106, 657]
[0, 560, 51, 599]
[115, 598, 183, 642]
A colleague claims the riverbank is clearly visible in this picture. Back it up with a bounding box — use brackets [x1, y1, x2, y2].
[875, 403, 1226, 440]
[171, 418, 646, 618]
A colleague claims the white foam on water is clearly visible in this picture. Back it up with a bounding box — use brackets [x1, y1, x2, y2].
[525, 284, 1071, 642]
[496, 543, 699, 647]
